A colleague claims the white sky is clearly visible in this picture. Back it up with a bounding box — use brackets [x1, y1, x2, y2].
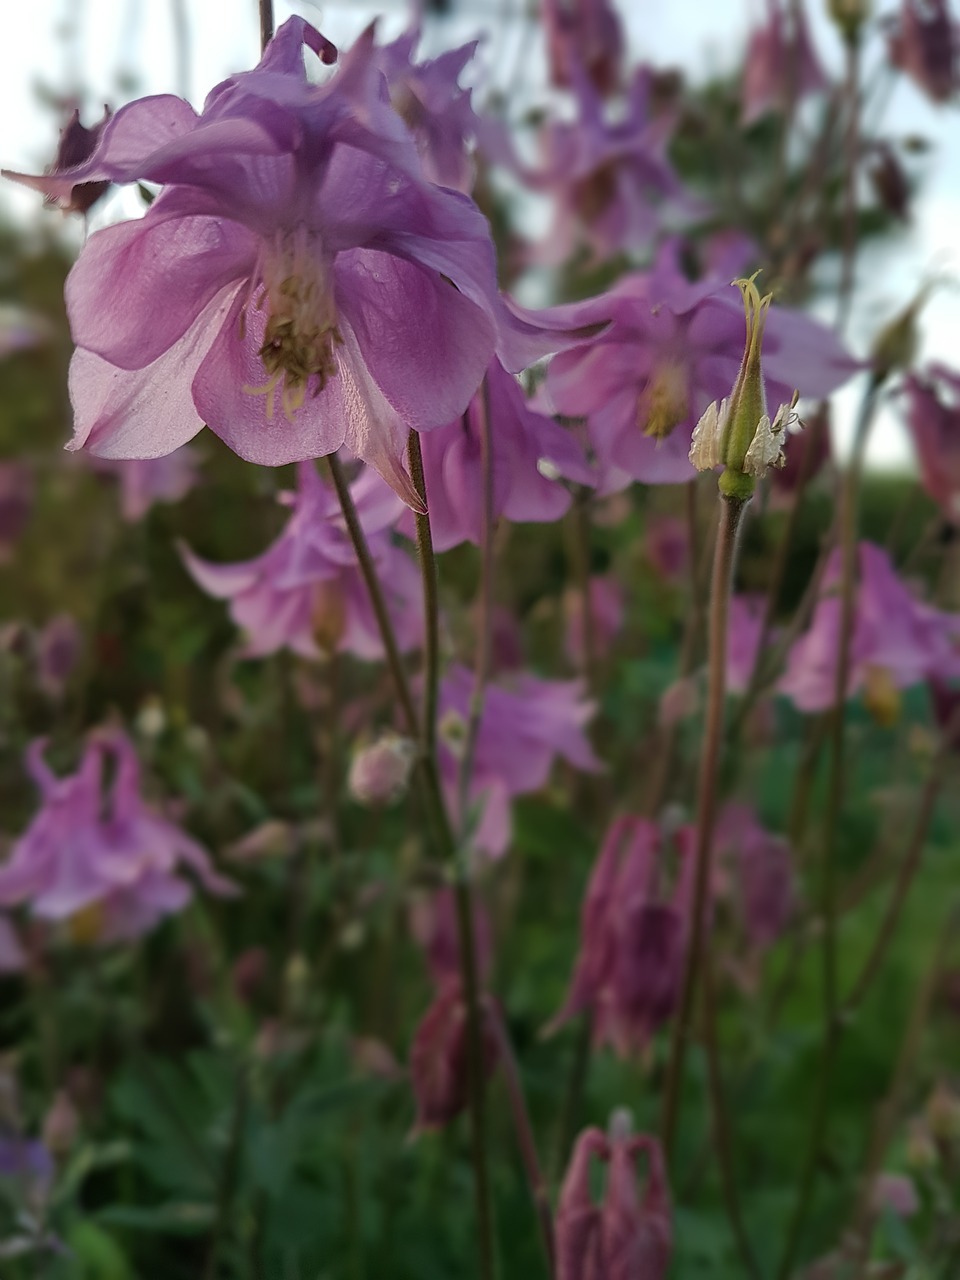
[1, 0, 957, 473]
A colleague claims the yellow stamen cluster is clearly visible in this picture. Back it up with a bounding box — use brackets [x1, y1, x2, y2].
[641, 363, 690, 440]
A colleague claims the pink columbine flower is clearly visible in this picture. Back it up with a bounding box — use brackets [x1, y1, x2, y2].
[5, 20, 589, 506]
[410, 358, 592, 551]
[901, 364, 960, 523]
[541, 241, 856, 488]
[182, 462, 422, 661]
[556, 1120, 672, 1280]
[437, 665, 600, 858]
[0, 732, 235, 944]
[377, 27, 481, 193]
[741, 0, 828, 127]
[548, 816, 692, 1056]
[91, 445, 200, 522]
[780, 541, 960, 712]
[408, 978, 499, 1132]
[712, 804, 794, 949]
[542, 0, 625, 97]
[887, 0, 959, 104]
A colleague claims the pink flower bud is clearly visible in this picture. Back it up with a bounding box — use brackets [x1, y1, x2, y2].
[408, 886, 493, 988]
[409, 980, 498, 1132]
[348, 735, 416, 806]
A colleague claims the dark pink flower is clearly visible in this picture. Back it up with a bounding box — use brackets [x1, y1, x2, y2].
[409, 885, 493, 988]
[887, 0, 959, 103]
[556, 1123, 672, 1280]
[438, 665, 600, 858]
[542, 242, 856, 488]
[6, 20, 585, 506]
[548, 816, 691, 1056]
[741, 0, 828, 127]
[713, 804, 794, 949]
[901, 363, 960, 523]
[411, 358, 592, 551]
[91, 445, 199, 522]
[182, 462, 422, 661]
[409, 978, 499, 1131]
[780, 541, 960, 712]
[0, 732, 235, 943]
[542, 0, 625, 97]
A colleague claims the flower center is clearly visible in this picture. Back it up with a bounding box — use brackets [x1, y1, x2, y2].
[640, 363, 689, 439]
[243, 228, 343, 422]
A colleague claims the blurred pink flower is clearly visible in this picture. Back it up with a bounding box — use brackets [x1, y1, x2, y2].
[548, 816, 691, 1056]
[726, 595, 776, 695]
[645, 515, 689, 581]
[541, 241, 857, 488]
[182, 462, 422, 661]
[91, 445, 199, 522]
[713, 804, 794, 948]
[556, 1121, 672, 1280]
[780, 542, 960, 712]
[542, 0, 625, 97]
[438, 665, 600, 858]
[0, 462, 33, 562]
[564, 574, 624, 666]
[409, 885, 493, 989]
[35, 615, 82, 699]
[741, 0, 828, 126]
[409, 978, 499, 1132]
[901, 363, 960, 523]
[887, 0, 959, 103]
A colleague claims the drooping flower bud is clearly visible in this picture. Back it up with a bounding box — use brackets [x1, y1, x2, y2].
[409, 979, 499, 1132]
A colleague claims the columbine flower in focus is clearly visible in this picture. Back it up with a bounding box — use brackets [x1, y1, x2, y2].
[5, 19, 590, 506]
[410, 358, 593, 551]
[542, 246, 855, 489]
[437, 665, 600, 858]
[542, 0, 625, 97]
[547, 816, 692, 1056]
[741, 0, 828, 127]
[182, 462, 422, 661]
[886, 0, 959, 104]
[0, 732, 235, 944]
[91, 446, 200, 522]
[780, 541, 960, 713]
[556, 1116, 672, 1280]
[901, 363, 960, 523]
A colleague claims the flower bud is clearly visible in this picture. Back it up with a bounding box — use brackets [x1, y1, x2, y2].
[828, 0, 871, 43]
[409, 979, 498, 1132]
[348, 735, 416, 806]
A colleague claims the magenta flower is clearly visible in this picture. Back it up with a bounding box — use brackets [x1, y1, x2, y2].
[780, 542, 960, 712]
[6, 20, 584, 506]
[183, 461, 422, 661]
[542, 0, 625, 97]
[556, 1122, 672, 1280]
[91, 445, 199, 522]
[0, 733, 235, 944]
[377, 27, 480, 193]
[548, 816, 692, 1056]
[438, 665, 600, 858]
[741, 0, 828, 127]
[887, 0, 959, 104]
[409, 885, 493, 989]
[409, 358, 592, 551]
[901, 364, 960, 523]
[408, 978, 499, 1132]
[542, 242, 856, 488]
[712, 804, 794, 949]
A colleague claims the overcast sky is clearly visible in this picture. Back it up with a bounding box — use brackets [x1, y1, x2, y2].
[2, 0, 958, 472]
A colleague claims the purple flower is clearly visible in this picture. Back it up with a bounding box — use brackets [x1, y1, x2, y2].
[495, 69, 702, 266]
[780, 541, 960, 712]
[713, 804, 794, 949]
[741, 0, 828, 127]
[564, 575, 624, 667]
[377, 27, 480, 193]
[548, 816, 691, 1056]
[542, 0, 625, 97]
[901, 364, 960, 523]
[45, 106, 112, 215]
[438, 665, 600, 858]
[887, 0, 959, 104]
[726, 594, 776, 695]
[91, 445, 200, 522]
[0, 732, 235, 943]
[542, 242, 856, 488]
[182, 461, 422, 660]
[35, 615, 82, 699]
[6, 20, 586, 506]
[556, 1122, 672, 1280]
[409, 358, 592, 551]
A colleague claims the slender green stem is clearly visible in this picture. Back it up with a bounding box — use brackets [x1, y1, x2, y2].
[203, 1070, 249, 1280]
[661, 493, 748, 1158]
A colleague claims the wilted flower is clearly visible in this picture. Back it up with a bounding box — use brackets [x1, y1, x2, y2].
[183, 462, 422, 661]
[542, 244, 855, 489]
[91, 445, 200, 522]
[542, 0, 625, 97]
[409, 979, 498, 1131]
[901, 363, 960, 523]
[6, 19, 587, 505]
[564, 575, 624, 667]
[556, 1120, 672, 1280]
[348, 734, 417, 805]
[410, 358, 592, 551]
[0, 732, 235, 944]
[780, 541, 960, 712]
[741, 0, 828, 127]
[548, 816, 691, 1055]
[438, 665, 600, 858]
[887, 0, 959, 103]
